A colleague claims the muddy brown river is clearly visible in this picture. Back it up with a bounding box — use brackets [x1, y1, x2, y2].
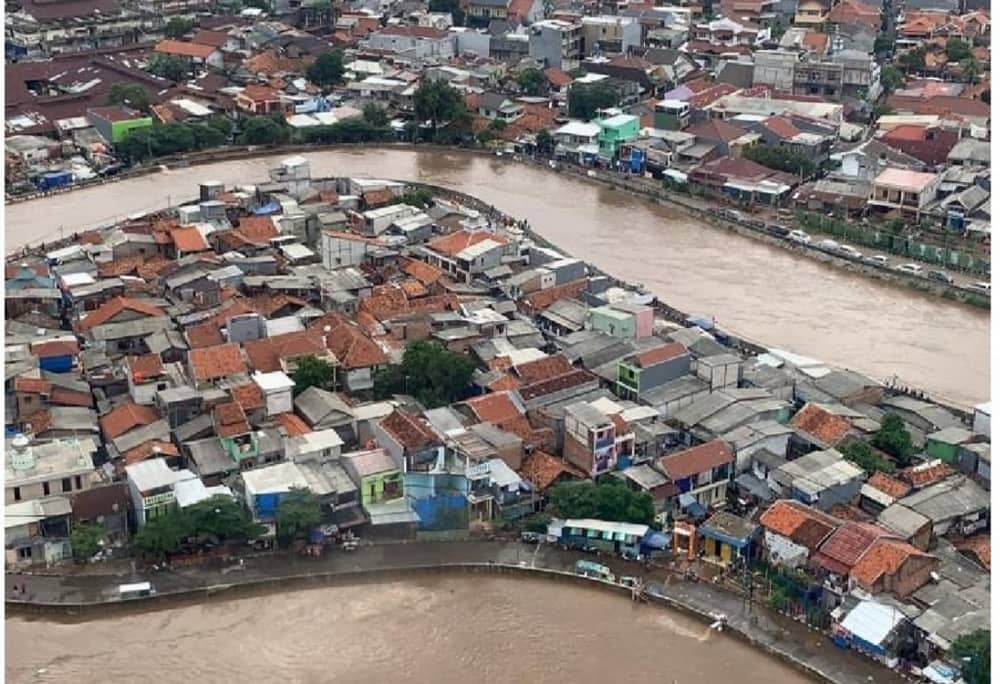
[6, 576, 816, 684]
[4, 148, 989, 405]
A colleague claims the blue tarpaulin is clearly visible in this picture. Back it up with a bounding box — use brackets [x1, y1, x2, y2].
[253, 202, 280, 215]
[679, 493, 707, 518]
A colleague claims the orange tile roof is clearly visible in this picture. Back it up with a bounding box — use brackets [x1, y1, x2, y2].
[488, 374, 522, 392]
[520, 279, 588, 315]
[14, 376, 52, 395]
[759, 499, 841, 550]
[400, 279, 429, 299]
[214, 401, 250, 438]
[849, 538, 933, 588]
[170, 227, 210, 253]
[400, 257, 444, 285]
[955, 534, 990, 570]
[126, 353, 164, 381]
[48, 388, 93, 407]
[814, 522, 894, 575]
[234, 216, 278, 245]
[123, 440, 179, 466]
[791, 403, 852, 446]
[659, 440, 734, 480]
[243, 330, 328, 373]
[514, 354, 574, 384]
[900, 461, 954, 488]
[326, 321, 388, 370]
[865, 472, 911, 500]
[520, 450, 584, 490]
[464, 392, 523, 424]
[379, 409, 439, 450]
[275, 412, 313, 437]
[100, 402, 160, 440]
[518, 369, 595, 402]
[23, 409, 51, 436]
[427, 229, 509, 258]
[76, 297, 166, 332]
[544, 67, 573, 87]
[802, 31, 829, 53]
[155, 39, 218, 59]
[635, 342, 688, 368]
[230, 382, 266, 411]
[188, 343, 247, 381]
[184, 321, 226, 349]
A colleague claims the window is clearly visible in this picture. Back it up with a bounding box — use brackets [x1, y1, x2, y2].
[18, 547, 32, 560]
[43, 482, 50, 496]
[62, 477, 72, 493]
[13, 487, 21, 502]
[75, 475, 82, 490]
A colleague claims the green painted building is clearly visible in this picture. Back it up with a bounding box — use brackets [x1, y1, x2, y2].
[590, 305, 636, 339]
[596, 113, 640, 158]
[343, 449, 404, 507]
[87, 106, 153, 144]
[925, 427, 975, 464]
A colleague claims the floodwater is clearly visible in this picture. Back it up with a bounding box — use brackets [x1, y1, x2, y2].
[4, 148, 989, 405]
[5, 576, 814, 684]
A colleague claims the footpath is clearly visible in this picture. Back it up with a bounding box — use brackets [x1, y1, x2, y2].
[6, 540, 902, 684]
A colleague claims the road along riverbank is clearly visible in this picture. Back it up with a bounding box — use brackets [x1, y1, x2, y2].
[5, 541, 902, 684]
[4, 147, 989, 406]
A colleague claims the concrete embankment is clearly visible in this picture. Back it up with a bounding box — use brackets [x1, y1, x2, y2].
[5, 549, 898, 684]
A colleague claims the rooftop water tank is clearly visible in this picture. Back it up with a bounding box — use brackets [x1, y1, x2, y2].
[9, 434, 35, 471]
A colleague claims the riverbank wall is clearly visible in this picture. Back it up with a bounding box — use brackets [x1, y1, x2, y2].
[5, 558, 869, 684]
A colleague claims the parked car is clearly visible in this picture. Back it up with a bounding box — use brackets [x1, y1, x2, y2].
[838, 245, 863, 260]
[787, 229, 811, 244]
[864, 254, 889, 267]
[926, 270, 954, 284]
[817, 239, 840, 253]
[969, 282, 991, 295]
[896, 263, 922, 275]
[520, 531, 542, 544]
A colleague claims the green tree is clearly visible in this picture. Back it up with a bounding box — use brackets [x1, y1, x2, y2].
[133, 509, 188, 559]
[413, 79, 466, 134]
[960, 57, 982, 84]
[548, 479, 655, 526]
[207, 115, 233, 138]
[899, 46, 927, 73]
[238, 116, 288, 145]
[769, 587, 788, 612]
[535, 128, 553, 154]
[873, 33, 894, 55]
[946, 37, 972, 62]
[363, 102, 389, 128]
[276, 487, 323, 543]
[147, 53, 189, 82]
[164, 17, 195, 39]
[838, 438, 895, 474]
[517, 67, 546, 96]
[568, 82, 619, 119]
[880, 65, 904, 93]
[105, 83, 150, 112]
[429, 0, 465, 25]
[306, 50, 345, 87]
[374, 340, 475, 408]
[290, 355, 337, 395]
[476, 128, 496, 146]
[979, 89, 990, 104]
[744, 145, 816, 178]
[190, 123, 226, 149]
[396, 188, 434, 208]
[300, 118, 393, 144]
[870, 413, 913, 465]
[951, 630, 990, 684]
[70, 523, 105, 560]
[184, 495, 264, 545]
[873, 104, 895, 119]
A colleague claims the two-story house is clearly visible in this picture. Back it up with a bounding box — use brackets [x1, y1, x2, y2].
[616, 342, 691, 401]
[563, 401, 634, 477]
[421, 229, 515, 283]
[342, 448, 405, 508]
[6, 435, 98, 505]
[124, 457, 198, 527]
[868, 168, 941, 221]
[656, 440, 734, 509]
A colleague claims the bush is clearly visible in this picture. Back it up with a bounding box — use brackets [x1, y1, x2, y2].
[838, 438, 895, 474]
[744, 144, 816, 178]
[871, 413, 914, 465]
[568, 82, 619, 120]
[374, 340, 474, 408]
[299, 119, 393, 144]
[548, 479, 655, 526]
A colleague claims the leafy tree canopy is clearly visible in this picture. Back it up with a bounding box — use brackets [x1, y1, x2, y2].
[951, 630, 989, 684]
[568, 82, 619, 120]
[946, 37, 972, 62]
[276, 487, 323, 543]
[307, 51, 345, 87]
[880, 65, 904, 93]
[117, 121, 226, 163]
[744, 144, 816, 178]
[429, 0, 465, 25]
[374, 340, 474, 408]
[413, 79, 467, 132]
[517, 67, 546, 96]
[164, 17, 195, 39]
[238, 116, 288, 145]
[106, 83, 150, 113]
[70, 523, 105, 560]
[870, 413, 913, 465]
[290, 355, 337, 396]
[363, 102, 389, 128]
[838, 438, 895, 474]
[133, 495, 263, 559]
[147, 53, 189, 82]
[548, 479, 655, 526]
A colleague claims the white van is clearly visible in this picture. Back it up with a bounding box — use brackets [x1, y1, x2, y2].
[787, 230, 811, 245]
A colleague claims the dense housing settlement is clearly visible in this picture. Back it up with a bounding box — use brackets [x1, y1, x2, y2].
[3, 0, 992, 680]
[4, 156, 991, 683]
